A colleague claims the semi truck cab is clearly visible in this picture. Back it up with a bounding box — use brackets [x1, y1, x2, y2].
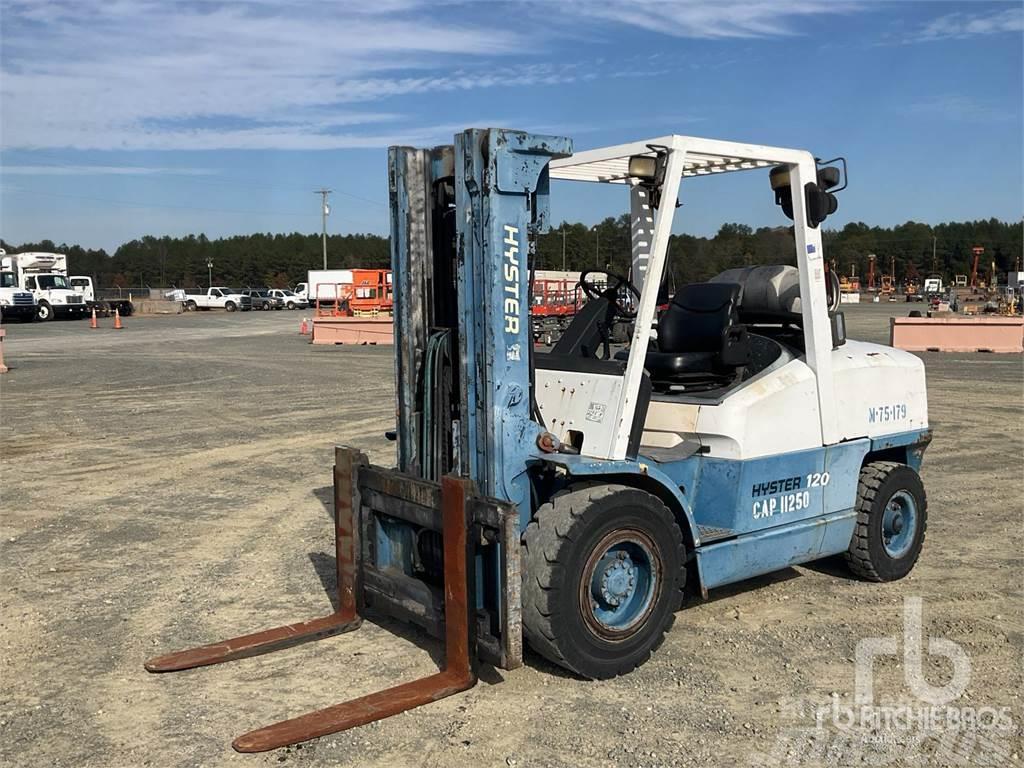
[0, 252, 87, 321]
[0, 268, 38, 321]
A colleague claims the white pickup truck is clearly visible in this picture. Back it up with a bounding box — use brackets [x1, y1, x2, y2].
[183, 287, 252, 312]
[267, 288, 307, 309]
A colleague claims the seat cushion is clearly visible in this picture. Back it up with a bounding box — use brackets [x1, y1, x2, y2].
[644, 350, 718, 377]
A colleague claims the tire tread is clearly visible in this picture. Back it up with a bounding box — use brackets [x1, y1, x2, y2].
[521, 483, 684, 678]
[845, 461, 927, 581]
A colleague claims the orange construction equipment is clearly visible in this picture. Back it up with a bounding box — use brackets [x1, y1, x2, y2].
[315, 270, 394, 319]
[113, 308, 124, 329]
[970, 247, 983, 290]
[315, 283, 350, 318]
[348, 269, 393, 315]
[90, 308, 98, 329]
[531, 277, 583, 318]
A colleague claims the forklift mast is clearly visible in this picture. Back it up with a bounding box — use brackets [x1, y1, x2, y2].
[389, 130, 572, 511]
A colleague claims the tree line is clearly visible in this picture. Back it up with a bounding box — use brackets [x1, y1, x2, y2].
[3, 217, 1020, 291]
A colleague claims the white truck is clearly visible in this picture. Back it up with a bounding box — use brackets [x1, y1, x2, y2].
[267, 288, 307, 309]
[0, 252, 88, 320]
[295, 270, 353, 306]
[183, 287, 253, 312]
[0, 249, 39, 321]
[68, 276, 135, 317]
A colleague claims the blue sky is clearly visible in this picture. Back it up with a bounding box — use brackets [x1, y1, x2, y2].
[1, 0, 1021, 252]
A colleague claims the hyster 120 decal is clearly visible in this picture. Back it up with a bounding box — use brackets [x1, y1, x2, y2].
[751, 472, 830, 520]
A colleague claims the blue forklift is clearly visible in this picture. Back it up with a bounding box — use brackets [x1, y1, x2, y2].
[148, 129, 931, 752]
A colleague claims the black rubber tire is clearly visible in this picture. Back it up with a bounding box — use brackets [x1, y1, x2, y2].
[186, 300, 197, 312]
[225, 301, 237, 312]
[287, 301, 296, 310]
[36, 301, 53, 321]
[522, 483, 685, 679]
[845, 461, 927, 582]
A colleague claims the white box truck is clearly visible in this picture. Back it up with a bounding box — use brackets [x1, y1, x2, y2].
[295, 270, 353, 306]
[0, 252, 88, 320]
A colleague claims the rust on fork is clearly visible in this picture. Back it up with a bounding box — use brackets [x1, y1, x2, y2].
[232, 473, 476, 752]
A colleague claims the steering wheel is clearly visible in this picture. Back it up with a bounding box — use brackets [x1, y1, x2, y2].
[579, 269, 641, 319]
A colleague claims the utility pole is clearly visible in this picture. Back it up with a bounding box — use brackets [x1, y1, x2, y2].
[931, 236, 937, 273]
[561, 225, 567, 271]
[206, 259, 213, 288]
[592, 225, 600, 268]
[315, 189, 332, 270]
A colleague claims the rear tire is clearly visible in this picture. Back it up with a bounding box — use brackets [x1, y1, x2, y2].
[186, 300, 197, 312]
[522, 483, 684, 679]
[845, 461, 927, 582]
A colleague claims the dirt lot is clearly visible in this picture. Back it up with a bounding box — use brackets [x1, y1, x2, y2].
[1, 305, 1021, 768]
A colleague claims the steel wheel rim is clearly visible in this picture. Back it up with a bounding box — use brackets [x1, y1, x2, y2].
[579, 528, 661, 641]
[882, 490, 917, 558]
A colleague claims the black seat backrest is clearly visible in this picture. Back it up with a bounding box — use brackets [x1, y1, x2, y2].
[551, 294, 614, 358]
[658, 282, 742, 353]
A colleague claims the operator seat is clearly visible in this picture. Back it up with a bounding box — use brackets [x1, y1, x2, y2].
[643, 282, 751, 384]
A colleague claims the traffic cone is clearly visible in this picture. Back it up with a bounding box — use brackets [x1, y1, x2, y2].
[113, 308, 123, 330]
[90, 308, 98, 329]
[299, 317, 309, 335]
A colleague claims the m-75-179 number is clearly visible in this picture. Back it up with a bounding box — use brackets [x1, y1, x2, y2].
[868, 403, 907, 424]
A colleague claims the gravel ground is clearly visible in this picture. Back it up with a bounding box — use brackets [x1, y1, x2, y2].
[1, 304, 1021, 768]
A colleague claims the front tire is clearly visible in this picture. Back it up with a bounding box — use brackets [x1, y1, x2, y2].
[522, 483, 685, 679]
[846, 461, 927, 582]
[36, 301, 53, 321]
[287, 301, 296, 310]
[225, 301, 237, 312]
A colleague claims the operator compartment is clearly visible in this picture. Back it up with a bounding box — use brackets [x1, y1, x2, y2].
[644, 265, 809, 399]
[638, 264, 838, 459]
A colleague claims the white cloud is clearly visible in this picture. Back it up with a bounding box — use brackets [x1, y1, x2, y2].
[909, 7, 1023, 43]
[0, 0, 864, 151]
[906, 94, 1019, 123]
[1, 0, 530, 150]
[558, 0, 863, 39]
[1, 164, 218, 175]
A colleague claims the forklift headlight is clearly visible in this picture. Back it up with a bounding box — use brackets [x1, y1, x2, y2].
[769, 166, 790, 190]
[628, 155, 658, 180]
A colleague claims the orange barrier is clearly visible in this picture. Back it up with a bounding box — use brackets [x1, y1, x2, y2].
[311, 317, 394, 345]
[113, 309, 124, 329]
[299, 318, 309, 335]
[90, 308, 98, 329]
[891, 316, 1023, 353]
[0, 328, 7, 373]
